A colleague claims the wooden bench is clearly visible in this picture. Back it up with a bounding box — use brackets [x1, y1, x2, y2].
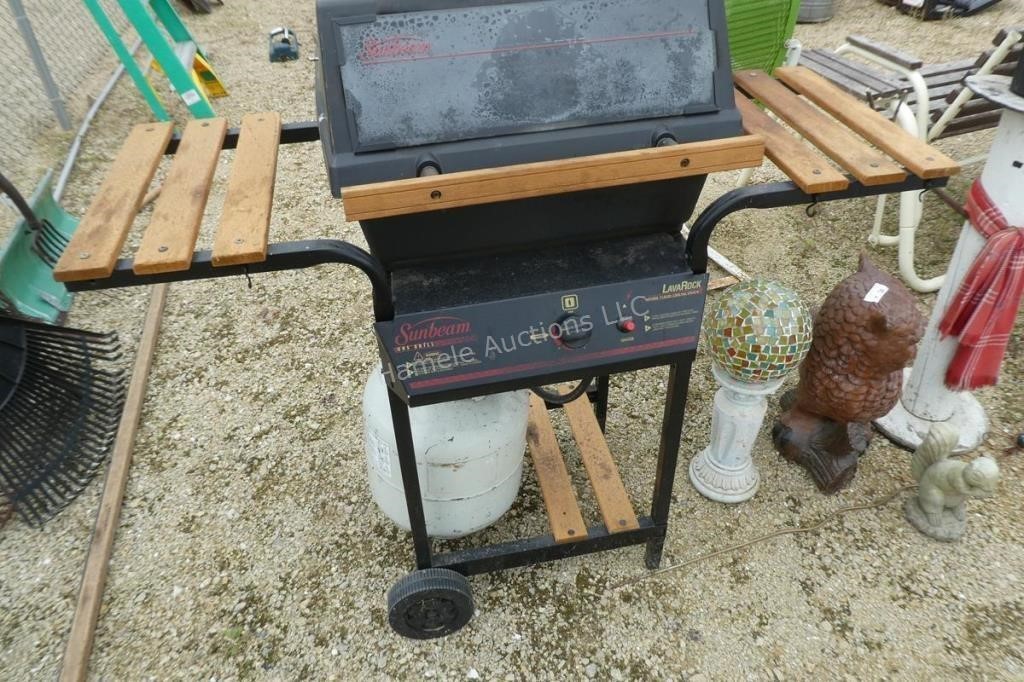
[800, 27, 1022, 140]
[53, 113, 281, 283]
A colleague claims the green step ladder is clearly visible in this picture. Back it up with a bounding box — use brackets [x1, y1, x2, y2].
[0, 171, 77, 323]
[83, 0, 226, 120]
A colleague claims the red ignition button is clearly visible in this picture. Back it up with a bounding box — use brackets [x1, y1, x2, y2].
[619, 319, 637, 333]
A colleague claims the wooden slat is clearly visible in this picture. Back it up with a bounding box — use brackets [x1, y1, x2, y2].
[994, 27, 1024, 47]
[802, 49, 906, 99]
[342, 135, 765, 221]
[934, 112, 1002, 140]
[133, 118, 228, 274]
[775, 67, 959, 180]
[53, 122, 174, 282]
[526, 396, 588, 544]
[735, 69, 907, 186]
[734, 90, 849, 194]
[709, 276, 740, 291]
[59, 285, 167, 682]
[563, 396, 639, 534]
[919, 58, 976, 79]
[211, 112, 280, 266]
[845, 35, 924, 70]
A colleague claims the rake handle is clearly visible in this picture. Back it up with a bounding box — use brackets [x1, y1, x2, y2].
[60, 284, 168, 682]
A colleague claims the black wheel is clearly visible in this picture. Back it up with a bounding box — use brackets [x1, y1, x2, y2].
[387, 568, 474, 639]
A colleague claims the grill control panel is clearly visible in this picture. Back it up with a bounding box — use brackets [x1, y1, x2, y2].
[375, 271, 708, 405]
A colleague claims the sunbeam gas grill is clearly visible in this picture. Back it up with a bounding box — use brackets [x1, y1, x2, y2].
[312, 0, 758, 637]
[55, 0, 961, 643]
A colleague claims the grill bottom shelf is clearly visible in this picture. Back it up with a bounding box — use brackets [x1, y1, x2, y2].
[526, 393, 640, 545]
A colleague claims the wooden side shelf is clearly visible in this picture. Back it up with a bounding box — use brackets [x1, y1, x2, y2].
[54, 113, 282, 283]
[773, 67, 959, 179]
[526, 394, 640, 545]
[733, 67, 960, 191]
[735, 69, 907, 186]
[51, 69, 961, 288]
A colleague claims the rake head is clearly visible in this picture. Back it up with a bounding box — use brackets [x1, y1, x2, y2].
[0, 316, 125, 527]
[30, 219, 71, 269]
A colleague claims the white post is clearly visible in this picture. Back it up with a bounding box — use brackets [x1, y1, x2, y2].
[689, 365, 783, 503]
[876, 75, 1024, 453]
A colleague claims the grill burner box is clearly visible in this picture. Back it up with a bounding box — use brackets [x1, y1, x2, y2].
[315, 0, 742, 267]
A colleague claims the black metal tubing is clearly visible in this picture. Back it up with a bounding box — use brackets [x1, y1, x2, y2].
[164, 120, 321, 155]
[388, 387, 434, 569]
[594, 375, 611, 431]
[435, 518, 662, 576]
[394, 352, 694, 578]
[684, 176, 950, 274]
[64, 239, 395, 322]
[645, 359, 694, 569]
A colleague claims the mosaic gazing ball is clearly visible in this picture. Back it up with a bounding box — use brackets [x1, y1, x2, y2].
[705, 279, 812, 383]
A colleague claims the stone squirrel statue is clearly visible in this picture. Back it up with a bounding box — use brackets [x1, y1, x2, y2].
[905, 423, 1000, 542]
[773, 255, 926, 493]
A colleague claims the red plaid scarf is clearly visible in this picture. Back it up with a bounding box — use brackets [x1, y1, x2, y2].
[939, 180, 1024, 391]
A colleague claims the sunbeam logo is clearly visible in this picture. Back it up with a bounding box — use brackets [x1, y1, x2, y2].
[394, 316, 473, 351]
[360, 35, 432, 63]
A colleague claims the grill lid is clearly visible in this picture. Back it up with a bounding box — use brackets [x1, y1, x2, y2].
[335, 0, 719, 151]
[316, 0, 740, 191]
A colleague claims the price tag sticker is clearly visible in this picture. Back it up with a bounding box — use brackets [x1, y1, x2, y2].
[865, 283, 890, 303]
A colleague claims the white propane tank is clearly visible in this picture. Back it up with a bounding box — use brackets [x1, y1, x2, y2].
[362, 363, 529, 539]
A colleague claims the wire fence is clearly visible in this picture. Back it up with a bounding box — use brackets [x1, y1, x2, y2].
[0, 0, 135, 220]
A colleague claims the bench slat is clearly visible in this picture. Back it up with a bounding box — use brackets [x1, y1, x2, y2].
[845, 35, 923, 70]
[527, 396, 588, 544]
[563, 396, 639, 534]
[934, 112, 1003, 140]
[734, 91, 849, 193]
[53, 122, 174, 282]
[212, 112, 281, 266]
[803, 49, 905, 99]
[133, 118, 228, 274]
[994, 27, 1024, 46]
[775, 67, 958, 180]
[735, 70, 906, 186]
[973, 44, 1021, 69]
[917, 58, 977, 78]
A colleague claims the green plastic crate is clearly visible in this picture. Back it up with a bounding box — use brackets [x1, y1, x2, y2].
[725, 0, 802, 73]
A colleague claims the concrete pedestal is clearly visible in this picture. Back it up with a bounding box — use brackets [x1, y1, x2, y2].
[690, 365, 784, 503]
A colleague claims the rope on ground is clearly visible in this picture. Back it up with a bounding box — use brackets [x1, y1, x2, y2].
[612, 443, 1020, 592]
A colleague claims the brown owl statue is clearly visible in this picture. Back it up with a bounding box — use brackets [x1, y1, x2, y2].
[773, 255, 926, 493]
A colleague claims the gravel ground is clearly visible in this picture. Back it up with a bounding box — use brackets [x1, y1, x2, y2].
[1, 0, 1023, 679]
